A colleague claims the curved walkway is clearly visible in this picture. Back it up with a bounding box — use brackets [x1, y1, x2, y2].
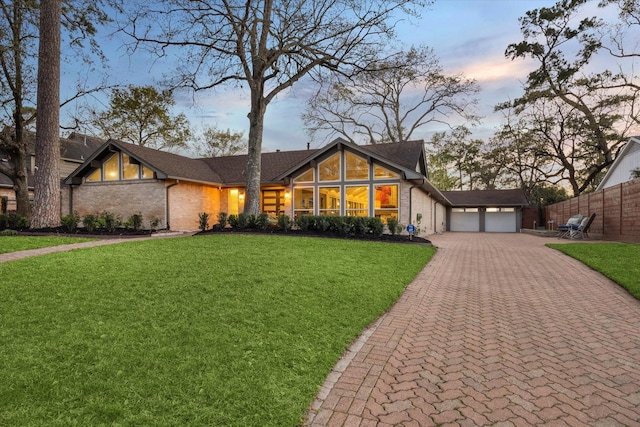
[306, 233, 640, 426]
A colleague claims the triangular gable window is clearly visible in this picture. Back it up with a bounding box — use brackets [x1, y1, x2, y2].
[319, 152, 340, 181]
[293, 168, 314, 183]
[373, 164, 399, 179]
[346, 152, 369, 180]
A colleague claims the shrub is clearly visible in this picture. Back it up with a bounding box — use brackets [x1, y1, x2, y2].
[0, 229, 18, 236]
[198, 212, 210, 231]
[149, 216, 161, 230]
[295, 215, 312, 231]
[228, 214, 239, 228]
[83, 214, 98, 233]
[101, 212, 121, 233]
[368, 217, 384, 237]
[60, 212, 80, 233]
[315, 215, 330, 232]
[236, 213, 249, 229]
[276, 214, 291, 231]
[129, 213, 144, 231]
[329, 215, 348, 236]
[0, 196, 7, 214]
[0, 214, 7, 230]
[6, 213, 27, 230]
[218, 212, 228, 229]
[255, 213, 270, 230]
[350, 216, 368, 236]
[244, 214, 256, 229]
[386, 217, 399, 235]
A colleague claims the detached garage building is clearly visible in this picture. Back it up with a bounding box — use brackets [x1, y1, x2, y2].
[442, 189, 529, 233]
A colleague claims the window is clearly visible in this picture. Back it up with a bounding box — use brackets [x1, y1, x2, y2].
[319, 153, 340, 181]
[294, 168, 314, 183]
[374, 184, 398, 223]
[103, 154, 120, 181]
[346, 152, 369, 180]
[122, 154, 140, 180]
[142, 165, 154, 179]
[294, 187, 314, 218]
[374, 164, 399, 179]
[319, 186, 340, 215]
[452, 207, 478, 213]
[345, 186, 368, 217]
[86, 168, 101, 182]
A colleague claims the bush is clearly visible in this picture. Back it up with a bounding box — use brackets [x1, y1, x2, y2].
[276, 214, 291, 231]
[236, 213, 249, 229]
[368, 217, 384, 237]
[198, 212, 210, 231]
[1, 196, 7, 214]
[255, 213, 270, 230]
[0, 214, 7, 230]
[0, 229, 18, 236]
[149, 216, 161, 230]
[61, 212, 80, 233]
[101, 212, 121, 233]
[83, 214, 98, 233]
[228, 214, 238, 228]
[218, 212, 228, 229]
[6, 213, 28, 230]
[295, 215, 312, 231]
[386, 217, 400, 235]
[129, 213, 144, 231]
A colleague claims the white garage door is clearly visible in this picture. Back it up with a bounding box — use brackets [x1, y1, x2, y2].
[450, 212, 480, 232]
[485, 212, 517, 232]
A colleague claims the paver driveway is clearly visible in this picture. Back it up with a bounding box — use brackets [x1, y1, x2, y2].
[306, 233, 640, 426]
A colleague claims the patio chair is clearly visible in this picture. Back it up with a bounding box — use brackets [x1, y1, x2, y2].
[570, 213, 596, 239]
[557, 214, 584, 238]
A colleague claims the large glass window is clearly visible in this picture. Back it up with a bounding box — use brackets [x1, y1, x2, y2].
[346, 152, 369, 180]
[294, 187, 314, 218]
[374, 184, 398, 223]
[319, 186, 340, 215]
[103, 154, 120, 181]
[142, 165, 154, 179]
[122, 153, 139, 180]
[86, 168, 101, 182]
[374, 164, 399, 179]
[319, 153, 340, 181]
[345, 186, 368, 217]
[294, 168, 314, 183]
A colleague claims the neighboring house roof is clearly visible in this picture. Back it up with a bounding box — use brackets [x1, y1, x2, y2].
[595, 136, 640, 191]
[441, 189, 529, 207]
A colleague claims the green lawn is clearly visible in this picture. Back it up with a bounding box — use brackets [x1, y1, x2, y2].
[548, 242, 640, 299]
[0, 236, 97, 254]
[0, 234, 434, 427]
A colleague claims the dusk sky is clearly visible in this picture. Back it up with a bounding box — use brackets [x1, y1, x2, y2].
[63, 0, 575, 154]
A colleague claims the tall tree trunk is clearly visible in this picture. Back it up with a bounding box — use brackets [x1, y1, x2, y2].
[244, 95, 266, 216]
[32, 0, 62, 228]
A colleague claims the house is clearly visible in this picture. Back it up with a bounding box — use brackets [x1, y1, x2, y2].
[595, 136, 640, 191]
[64, 138, 453, 232]
[441, 189, 529, 233]
[0, 132, 103, 212]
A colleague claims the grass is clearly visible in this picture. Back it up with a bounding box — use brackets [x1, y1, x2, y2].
[0, 236, 97, 254]
[0, 234, 434, 426]
[548, 242, 640, 299]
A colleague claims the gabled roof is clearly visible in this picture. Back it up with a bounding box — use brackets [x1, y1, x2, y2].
[65, 139, 223, 185]
[595, 136, 640, 191]
[274, 138, 427, 181]
[441, 189, 529, 207]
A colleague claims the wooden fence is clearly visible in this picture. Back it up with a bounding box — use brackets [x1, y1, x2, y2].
[543, 178, 640, 243]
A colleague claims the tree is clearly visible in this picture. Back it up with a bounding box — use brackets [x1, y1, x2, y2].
[85, 85, 192, 151]
[31, 0, 62, 229]
[304, 45, 479, 145]
[196, 126, 246, 157]
[0, 0, 110, 219]
[502, 0, 638, 195]
[121, 0, 428, 215]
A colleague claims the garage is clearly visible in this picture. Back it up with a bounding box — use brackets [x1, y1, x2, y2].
[450, 209, 480, 232]
[442, 190, 529, 233]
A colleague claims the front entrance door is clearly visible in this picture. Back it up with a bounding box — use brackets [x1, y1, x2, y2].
[262, 190, 284, 216]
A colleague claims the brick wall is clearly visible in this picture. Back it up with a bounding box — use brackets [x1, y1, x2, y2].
[167, 181, 220, 231]
[544, 178, 640, 242]
[70, 180, 167, 229]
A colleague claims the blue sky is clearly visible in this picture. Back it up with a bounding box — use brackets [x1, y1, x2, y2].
[62, 0, 562, 153]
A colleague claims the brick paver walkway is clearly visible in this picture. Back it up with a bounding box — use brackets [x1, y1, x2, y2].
[306, 233, 640, 426]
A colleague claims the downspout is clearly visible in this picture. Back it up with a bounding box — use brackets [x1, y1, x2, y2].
[408, 179, 425, 226]
[166, 180, 179, 230]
